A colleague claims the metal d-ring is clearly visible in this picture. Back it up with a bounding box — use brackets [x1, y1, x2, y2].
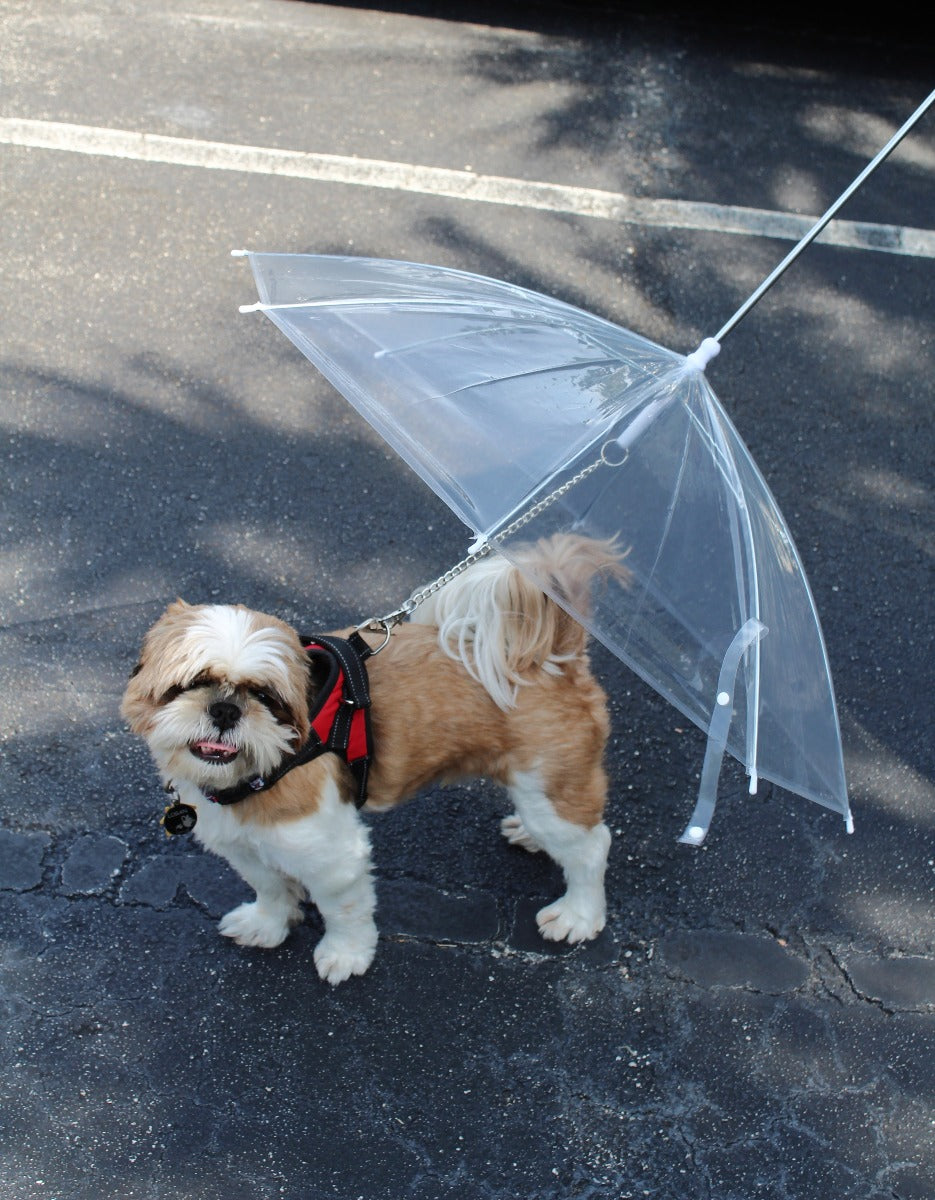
[600, 439, 629, 469]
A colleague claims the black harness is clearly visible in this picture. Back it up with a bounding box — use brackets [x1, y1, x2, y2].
[162, 631, 374, 835]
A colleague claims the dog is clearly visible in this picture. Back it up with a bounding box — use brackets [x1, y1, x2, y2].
[121, 534, 626, 984]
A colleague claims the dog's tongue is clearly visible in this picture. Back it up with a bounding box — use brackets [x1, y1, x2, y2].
[191, 740, 238, 760]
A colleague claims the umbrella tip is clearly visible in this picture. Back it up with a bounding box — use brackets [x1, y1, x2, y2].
[679, 824, 708, 846]
[683, 337, 721, 373]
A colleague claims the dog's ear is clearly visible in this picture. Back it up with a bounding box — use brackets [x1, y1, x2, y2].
[121, 659, 153, 733]
[120, 601, 195, 729]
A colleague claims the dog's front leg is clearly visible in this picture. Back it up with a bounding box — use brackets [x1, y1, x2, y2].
[262, 781, 379, 986]
[306, 855, 378, 986]
[212, 837, 306, 950]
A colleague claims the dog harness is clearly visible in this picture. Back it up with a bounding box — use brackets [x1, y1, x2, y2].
[162, 632, 374, 835]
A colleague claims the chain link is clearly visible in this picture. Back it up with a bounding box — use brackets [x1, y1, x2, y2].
[489, 451, 609, 542]
[359, 444, 620, 646]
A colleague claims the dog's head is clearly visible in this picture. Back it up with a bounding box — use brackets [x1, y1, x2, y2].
[121, 601, 312, 790]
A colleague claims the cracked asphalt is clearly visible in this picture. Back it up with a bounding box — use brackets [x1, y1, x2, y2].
[1, 3, 933, 1198]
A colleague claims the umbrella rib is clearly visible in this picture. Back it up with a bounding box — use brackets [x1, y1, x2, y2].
[437, 355, 628, 401]
[682, 407, 745, 506]
[242, 294, 537, 318]
[370, 320, 526, 360]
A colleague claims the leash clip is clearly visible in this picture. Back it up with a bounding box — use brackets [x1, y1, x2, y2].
[355, 617, 394, 655]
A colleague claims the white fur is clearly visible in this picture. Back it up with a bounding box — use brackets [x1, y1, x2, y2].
[183, 605, 297, 696]
[177, 774, 378, 985]
[506, 769, 610, 943]
[411, 555, 573, 710]
[147, 695, 294, 789]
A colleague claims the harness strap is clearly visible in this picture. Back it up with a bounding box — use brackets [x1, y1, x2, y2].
[302, 633, 373, 804]
[206, 632, 374, 810]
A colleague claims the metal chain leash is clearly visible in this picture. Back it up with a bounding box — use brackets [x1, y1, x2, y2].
[359, 443, 621, 649]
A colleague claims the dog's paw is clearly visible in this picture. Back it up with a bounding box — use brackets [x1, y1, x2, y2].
[536, 895, 605, 945]
[313, 930, 377, 986]
[219, 901, 298, 948]
[500, 814, 542, 853]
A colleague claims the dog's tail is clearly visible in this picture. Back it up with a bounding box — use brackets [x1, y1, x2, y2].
[410, 534, 629, 709]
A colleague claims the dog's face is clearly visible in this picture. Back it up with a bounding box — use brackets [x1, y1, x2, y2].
[122, 601, 312, 790]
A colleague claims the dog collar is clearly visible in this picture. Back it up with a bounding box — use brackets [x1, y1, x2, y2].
[161, 631, 374, 835]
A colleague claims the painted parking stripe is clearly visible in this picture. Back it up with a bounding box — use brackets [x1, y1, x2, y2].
[2, 117, 933, 258]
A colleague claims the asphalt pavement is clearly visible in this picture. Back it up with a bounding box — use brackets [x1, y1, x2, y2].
[1, 3, 933, 1198]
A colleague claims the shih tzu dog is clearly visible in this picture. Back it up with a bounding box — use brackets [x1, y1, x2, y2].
[122, 534, 626, 984]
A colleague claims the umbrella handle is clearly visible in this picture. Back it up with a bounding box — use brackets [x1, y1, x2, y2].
[679, 618, 767, 846]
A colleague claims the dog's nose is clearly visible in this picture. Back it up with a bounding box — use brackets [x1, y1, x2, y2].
[208, 700, 241, 731]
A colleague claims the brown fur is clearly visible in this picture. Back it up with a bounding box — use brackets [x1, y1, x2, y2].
[205, 619, 610, 828]
[365, 621, 610, 823]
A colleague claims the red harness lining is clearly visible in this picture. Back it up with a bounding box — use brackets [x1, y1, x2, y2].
[305, 642, 370, 767]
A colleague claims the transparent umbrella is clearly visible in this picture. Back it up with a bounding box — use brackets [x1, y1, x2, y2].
[234, 91, 933, 843]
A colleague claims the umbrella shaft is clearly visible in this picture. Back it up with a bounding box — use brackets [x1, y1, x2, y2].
[715, 89, 935, 344]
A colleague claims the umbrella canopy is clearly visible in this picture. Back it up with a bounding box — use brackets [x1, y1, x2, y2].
[237, 251, 852, 843]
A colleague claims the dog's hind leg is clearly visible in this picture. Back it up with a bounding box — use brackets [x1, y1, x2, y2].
[507, 768, 610, 944]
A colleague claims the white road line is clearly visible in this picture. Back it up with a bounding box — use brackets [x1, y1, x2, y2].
[3, 117, 933, 258]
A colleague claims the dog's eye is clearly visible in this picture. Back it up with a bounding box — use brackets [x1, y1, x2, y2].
[186, 672, 215, 691]
[158, 673, 216, 705]
[249, 688, 292, 724]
